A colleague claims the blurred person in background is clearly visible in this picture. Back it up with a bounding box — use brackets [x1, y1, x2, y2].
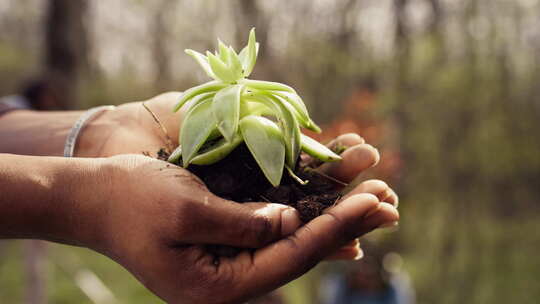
[0, 78, 64, 114]
[320, 248, 414, 304]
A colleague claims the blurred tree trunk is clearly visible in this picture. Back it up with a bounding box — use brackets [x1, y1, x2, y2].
[235, 0, 279, 81]
[393, 0, 411, 181]
[235, 0, 269, 56]
[426, 0, 446, 66]
[152, 0, 176, 92]
[334, 0, 357, 50]
[45, 0, 89, 109]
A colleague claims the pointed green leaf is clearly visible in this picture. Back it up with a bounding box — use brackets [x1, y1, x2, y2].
[270, 91, 308, 122]
[228, 46, 244, 80]
[185, 49, 217, 79]
[167, 145, 183, 164]
[213, 84, 243, 142]
[180, 98, 216, 167]
[269, 91, 321, 133]
[240, 116, 285, 187]
[207, 51, 238, 83]
[217, 39, 230, 63]
[173, 80, 226, 112]
[238, 28, 257, 77]
[306, 120, 322, 133]
[301, 134, 342, 162]
[184, 91, 216, 110]
[241, 79, 296, 93]
[239, 42, 259, 70]
[191, 134, 243, 165]
[245, 93, 301, 167]
[266, 95, 301, 167]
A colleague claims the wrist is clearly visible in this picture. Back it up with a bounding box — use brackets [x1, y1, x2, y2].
[55, 157, 113, 251]
[73, 106, 118, 158]
[0, 155, 109, 251]
[0, 110, 83, 156]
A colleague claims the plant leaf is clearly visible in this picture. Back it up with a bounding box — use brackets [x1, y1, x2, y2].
[270, 91, 322, 133]
[180, 98, 216, 167]
[301, 134, 342, 162]
[241, 79, 296, 93]
[240, 101, 273, 117]
[240, 116, 285, 187]
[213, 84, 243, 142]
[167, 145, 182, 164]
[239, 42, 259, 71]
[217, 39, 230, 63]
[269, 91, 307, 122]
[238, 28, 257, 77]
[207, 51, 238, 83]
[265, 95, 301, 167]
[228, 46, 244, 80]
[185, 49, 217, 79]
[245, 93, 301, 167]
[173, 80, 226, 112]
[191, 134, 243, 165]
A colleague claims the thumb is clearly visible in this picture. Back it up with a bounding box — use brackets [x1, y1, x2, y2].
[178, 196, 302, 248]
[234, 193, 399, 298]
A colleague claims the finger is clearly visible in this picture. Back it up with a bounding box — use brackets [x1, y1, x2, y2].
[317, 144, 380, 183]
[343, 238, 359, 248]
[178, 196, 302, 248]
[326, 133, 365, 149]
[325, 239, 361, 260]
[326, 244, 363, 261]
[236, 193, 399, 296]
[302, 133, 364, 165]
[343, 180, 399, 208]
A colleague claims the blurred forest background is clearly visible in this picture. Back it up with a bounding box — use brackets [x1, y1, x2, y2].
[1, 0, 539, 303]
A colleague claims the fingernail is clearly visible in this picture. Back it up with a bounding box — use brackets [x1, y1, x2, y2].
[354, 250, 364, 260]
[281, 208, 301, 236]
[379, 221, 399, 229]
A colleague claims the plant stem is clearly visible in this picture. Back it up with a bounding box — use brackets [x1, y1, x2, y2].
[142, 102, 174, 153]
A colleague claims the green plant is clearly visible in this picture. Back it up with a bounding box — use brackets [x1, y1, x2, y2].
[168, 28, 341, 186]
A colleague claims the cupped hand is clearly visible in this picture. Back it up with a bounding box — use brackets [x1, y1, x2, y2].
[78, 92, 399, 261]
[85, 155, 398, 303]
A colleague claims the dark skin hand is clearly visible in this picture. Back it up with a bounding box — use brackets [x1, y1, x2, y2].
[76, 92, 399, 260]
[96, 155, 399, 303]
[0, 92, 399, 303]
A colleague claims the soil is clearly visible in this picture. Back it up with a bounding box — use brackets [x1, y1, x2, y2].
[178, 144, 341, 222]
[158, 144, 342, 257]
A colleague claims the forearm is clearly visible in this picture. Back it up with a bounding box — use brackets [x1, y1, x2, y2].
[0, 110, 83, 156]
[0, 154, 107, 248]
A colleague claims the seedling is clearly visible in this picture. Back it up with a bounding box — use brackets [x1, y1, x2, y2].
[168, 28, 341, 187]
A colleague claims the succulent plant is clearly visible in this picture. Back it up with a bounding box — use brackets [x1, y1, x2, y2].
[168, 28, 341, 187]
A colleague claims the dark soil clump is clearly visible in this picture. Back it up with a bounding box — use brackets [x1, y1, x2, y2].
[187, 144, 341, 223]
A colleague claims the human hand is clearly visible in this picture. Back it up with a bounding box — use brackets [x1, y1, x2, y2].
[81, 155, 399, 303]
[77, 93, 399, 261]
[306, 133, 399, 260]
[75, 92, 183, 158]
